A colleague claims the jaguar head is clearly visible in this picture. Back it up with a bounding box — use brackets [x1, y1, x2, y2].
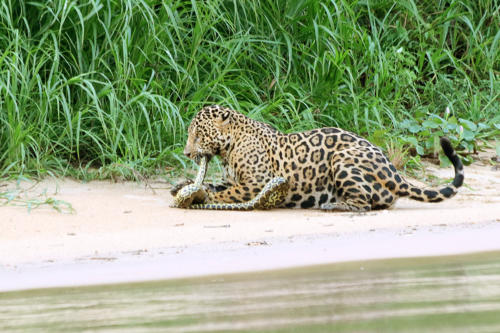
[183, 105, 232, 163]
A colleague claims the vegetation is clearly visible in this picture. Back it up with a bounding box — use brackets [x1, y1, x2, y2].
[0, 0, 499, 179]
[1, 179, 74, 212]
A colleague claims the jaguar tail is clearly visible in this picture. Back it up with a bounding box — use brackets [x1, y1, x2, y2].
[399, 137, 464, 203]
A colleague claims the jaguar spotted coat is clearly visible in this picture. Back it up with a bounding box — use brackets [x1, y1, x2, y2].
[172, 105, 464, 211]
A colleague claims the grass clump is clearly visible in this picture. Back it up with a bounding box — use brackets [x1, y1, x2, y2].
[0, 0, 498, 179]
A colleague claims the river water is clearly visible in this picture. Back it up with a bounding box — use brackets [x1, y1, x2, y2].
[2, 251, 500, 332]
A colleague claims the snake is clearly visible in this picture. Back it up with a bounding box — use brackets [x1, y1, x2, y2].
[173, 156, 289, 210]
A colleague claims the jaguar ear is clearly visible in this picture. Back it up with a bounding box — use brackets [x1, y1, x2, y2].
[215, 110, 231, 130]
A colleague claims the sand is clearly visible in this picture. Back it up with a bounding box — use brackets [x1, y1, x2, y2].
[1, 148, 499, 291]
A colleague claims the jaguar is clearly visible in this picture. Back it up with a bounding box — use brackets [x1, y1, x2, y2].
[171, 105, 464, 211]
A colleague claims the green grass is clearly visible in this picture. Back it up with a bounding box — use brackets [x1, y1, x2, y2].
[0, 0, 499, 179]
[1, 178, 74, 213]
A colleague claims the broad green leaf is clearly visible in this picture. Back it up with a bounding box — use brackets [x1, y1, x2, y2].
[448, 116, 458, 124]
[422, 119, 440, 129]
[446, 123, 457, 131]
[420, 129, 431, 137]
[477, 122, 489, 130]
[409, 123, 422, 133]
[460, 119, 477, 131]
[415, 144, 425, 155]
[462, 129, 475, 141]
[404, 136, 418, 147]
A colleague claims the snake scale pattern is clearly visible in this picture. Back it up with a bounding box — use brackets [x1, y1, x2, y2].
[173, 156, 288, 210]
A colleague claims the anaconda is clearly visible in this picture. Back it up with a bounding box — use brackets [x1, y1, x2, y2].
[173, 156, 288, 210]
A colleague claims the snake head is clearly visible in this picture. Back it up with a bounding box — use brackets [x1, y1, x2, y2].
[173, 184, 208, 208]
[170, 179, 194, 196]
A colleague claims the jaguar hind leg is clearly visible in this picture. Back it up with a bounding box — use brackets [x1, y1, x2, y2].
[326, 154, 374, 212]
[320, 176, 372, 212]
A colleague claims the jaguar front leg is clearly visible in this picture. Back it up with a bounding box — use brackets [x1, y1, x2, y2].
[205, 182, 235, 193]
[205, 182, 263, 204]
[191, 177, 289, 210]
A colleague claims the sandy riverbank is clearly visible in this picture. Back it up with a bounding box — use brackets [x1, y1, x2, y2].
[1, 148, 499, 291]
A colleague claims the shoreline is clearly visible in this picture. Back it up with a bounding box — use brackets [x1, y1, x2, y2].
[2, 220, 500, 292]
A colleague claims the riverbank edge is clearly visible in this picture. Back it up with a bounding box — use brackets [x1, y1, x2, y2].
[2, 220, 500, 293]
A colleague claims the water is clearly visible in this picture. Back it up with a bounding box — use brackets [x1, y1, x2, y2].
[2, 252, 500, 332]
